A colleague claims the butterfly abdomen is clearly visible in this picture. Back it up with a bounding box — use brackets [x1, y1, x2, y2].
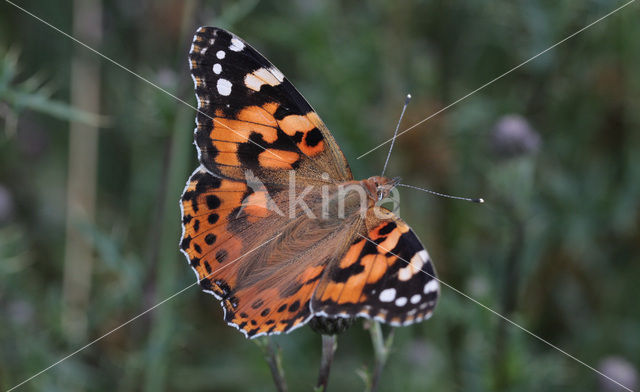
[308, 316, 356, 335]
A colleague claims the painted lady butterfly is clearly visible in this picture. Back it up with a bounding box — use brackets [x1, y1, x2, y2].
[180, 27, 439, 338]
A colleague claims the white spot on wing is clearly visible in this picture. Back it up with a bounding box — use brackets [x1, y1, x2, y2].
[244, 68, 282, 91]
[395, 297, 407, 307]
[379, 288, 396, 302]
[255, 68, 281, 85]
[398, 268, 412, 282]
[269, 66, 285, 82]
[216, 50, 226, 59]
[213, 63, 222, 74]
[398, 251, 426, 281]
[410, 294, 421, 304]
[244, 74, 263, 91]
[423, 280, 439, 294]
[229, 37, 245, 52]
[217, 78, 232, 96]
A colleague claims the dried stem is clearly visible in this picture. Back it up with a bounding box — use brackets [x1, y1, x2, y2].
[61, 0, 102, 344]
[315, 334, 337, 392]
[255, 337, 288, 392]
[368, 322, 395, 392]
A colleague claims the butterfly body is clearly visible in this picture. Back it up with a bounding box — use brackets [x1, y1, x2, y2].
[181, 27, 440, 338]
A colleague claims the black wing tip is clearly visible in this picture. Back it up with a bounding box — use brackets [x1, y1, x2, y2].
[194, 26, 236, 40]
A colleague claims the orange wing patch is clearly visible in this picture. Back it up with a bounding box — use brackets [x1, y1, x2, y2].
[258, 149, 300, 169]
[235, 105, 279, 137]
[210, 117, 277, 144]
[277, 114, 325, 156]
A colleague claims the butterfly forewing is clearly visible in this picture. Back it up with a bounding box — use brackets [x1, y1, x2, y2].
[189, 27, 352, 183]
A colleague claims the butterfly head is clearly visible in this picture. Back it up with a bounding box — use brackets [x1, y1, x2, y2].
[364, 176, 401, 202]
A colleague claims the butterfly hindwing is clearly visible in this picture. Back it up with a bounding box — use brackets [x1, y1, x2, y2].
[189, 27, 352, 183]
[181, 167, 351, 338]
[311, 207, 439, 326]
[222, 262, 323, 338]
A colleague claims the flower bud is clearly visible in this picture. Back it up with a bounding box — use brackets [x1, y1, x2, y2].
[490, 114, 540, 159]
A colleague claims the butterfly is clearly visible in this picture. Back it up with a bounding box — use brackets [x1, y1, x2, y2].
[180, 27, 440, 338]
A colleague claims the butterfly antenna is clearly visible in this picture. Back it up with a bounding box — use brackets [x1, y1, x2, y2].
[398, 183, 485, 204]
[381, 94, 412, 177]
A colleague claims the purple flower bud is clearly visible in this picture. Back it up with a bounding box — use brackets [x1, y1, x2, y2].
[490, 115, 541, 158]
[598, 356, 638, 392]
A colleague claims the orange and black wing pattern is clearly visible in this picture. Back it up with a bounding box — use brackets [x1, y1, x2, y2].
[180, 166, 266, 300]
[221, 261, 325, 338]
[312, 209, 439, 326]
[189, 27, 352, 182]
[181, 166, 328, 338]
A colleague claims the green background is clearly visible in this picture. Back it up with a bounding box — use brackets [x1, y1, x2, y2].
[1, 1, 639, 391]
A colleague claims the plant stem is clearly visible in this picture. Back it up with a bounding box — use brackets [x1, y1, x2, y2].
[61, 0, 102, 345]
[255, 337, 288, 392]
[368, 322, 395, 392]
[316, 334, 337, 392]
[494, 200, 525, 391]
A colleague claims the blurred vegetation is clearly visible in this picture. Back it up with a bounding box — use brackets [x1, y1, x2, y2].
[1, 0, 639, 391]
